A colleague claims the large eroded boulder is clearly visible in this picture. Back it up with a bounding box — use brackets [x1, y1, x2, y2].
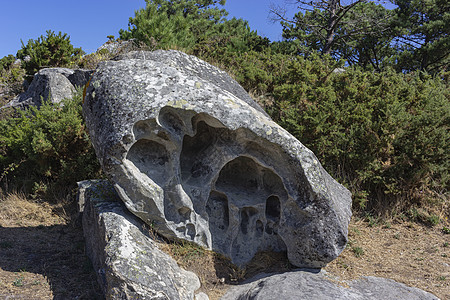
[83, 50, 352, 268]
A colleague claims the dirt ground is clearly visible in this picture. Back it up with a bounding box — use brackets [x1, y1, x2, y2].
[0, 192, 102, 299]
[0, 192, 448, 299]
[325, 217, 449, 300]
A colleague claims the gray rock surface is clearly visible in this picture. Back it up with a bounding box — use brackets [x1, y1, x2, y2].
[97, 39, 137, 56]
[78, 180, 203, 300]
[83, 50, 352, 268]
[221, 270, 440, 300]
[2, 67, 92, 109]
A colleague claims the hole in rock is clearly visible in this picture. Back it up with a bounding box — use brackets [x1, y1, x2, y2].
[256, 220, 264, 237]
[186, 224, 196, 239]
[206, 191, 229, 232]
[133, 119, 157, 139]
[178, 206, 191, 220]
[180, 121, 217, 183]
[216, 157, 260, 196]
[126, 139, 170, 186]
[240, 207, 258, 235]
[263, 169, 284, 193]
[159, 107, 184, 133]
[265, 196, 281, 223]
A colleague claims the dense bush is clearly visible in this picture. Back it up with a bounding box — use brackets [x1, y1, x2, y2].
[118, 1, 449, 218]
[120, 0, 268, 55]
[0, 61, 25, 97]
[0, 89, 101, 199]
[267, 62, 449, 215]
[16, 30, 84, 77]
[0, 54, 15, 72]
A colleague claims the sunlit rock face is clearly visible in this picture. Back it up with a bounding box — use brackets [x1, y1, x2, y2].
[3, 68, 92, 109]
[83, 50, 352, 268]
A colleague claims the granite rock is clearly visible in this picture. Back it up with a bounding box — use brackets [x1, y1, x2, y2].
[78, 180, 203, 300]
[83, 50, 352, 268]
[221, 270, 440, 300]
[2, 67, 92, 109]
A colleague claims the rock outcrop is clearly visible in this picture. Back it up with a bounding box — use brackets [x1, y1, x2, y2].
[83, 50, 352, 268]
[221, 270, 440, 300]
[2, 67, 92, 109]
[78, 180, 203, 300]
[97, 39, 137, 56]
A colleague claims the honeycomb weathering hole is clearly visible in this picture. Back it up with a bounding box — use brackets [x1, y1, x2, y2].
[215, 156, 287, 207]
[206, 191, 230, 251]
[240, 207, 258, 235]
[266, 196, 281, 223]
[216, 156, 259, 195]
[126, 139, 170, 186]
[158, 106, 185, 134]
[180, 120, 217, 184]
[206, 191, 230, 232]
[210, 156, 288, 264]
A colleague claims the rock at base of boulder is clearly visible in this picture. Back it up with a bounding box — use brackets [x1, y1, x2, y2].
[78, 180, 204, 300]
[221, 270, 439, 300]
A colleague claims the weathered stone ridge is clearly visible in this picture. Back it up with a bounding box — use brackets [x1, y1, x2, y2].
[83, 50, 352, 268]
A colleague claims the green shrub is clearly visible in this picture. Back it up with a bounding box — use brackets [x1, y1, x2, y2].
[78, 49, 113, 70]
[0, 62, 26, 97]
[266, 63, 449, 215]
[16, 30, 84, 77]
[0, 54, 15, 72]
[0, 89, 101, 199]
[352, 246, 364, 257]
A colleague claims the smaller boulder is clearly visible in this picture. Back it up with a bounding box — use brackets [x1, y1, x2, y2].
[2, 68, 92, 109]
[78, 180, 204, 300]
[221, 270, 439, 300]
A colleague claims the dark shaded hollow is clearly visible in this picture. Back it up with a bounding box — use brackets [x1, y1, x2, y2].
[180, 120, 217, 184]
[158, 106, 185, 134]
[266, 195, 281, 223]
[206, 191, 230, 233]
[126, 139, 170, 186]
[240, 207, 258, 235]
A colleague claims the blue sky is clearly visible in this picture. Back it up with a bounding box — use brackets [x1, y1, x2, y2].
[0, 0, 291, 58]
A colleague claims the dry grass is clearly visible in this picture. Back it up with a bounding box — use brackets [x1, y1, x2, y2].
[0, 191, 66, 227]
[158, 237, 295, 299]
[325, 216, 450, 300]
[0, 189, 448, 299]
[0, 190, 102, 299]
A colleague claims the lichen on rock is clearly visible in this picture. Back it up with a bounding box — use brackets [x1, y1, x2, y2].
[83, 50, 352, 268]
